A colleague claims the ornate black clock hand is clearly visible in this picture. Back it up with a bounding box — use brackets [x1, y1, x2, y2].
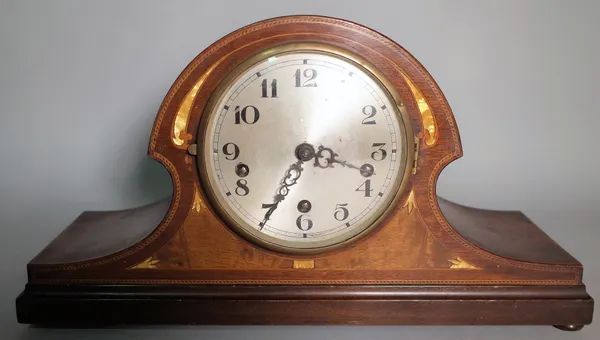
[259, 160, 303, 230]
[259, 144, 316, 230]
[314, 145, 375, 177]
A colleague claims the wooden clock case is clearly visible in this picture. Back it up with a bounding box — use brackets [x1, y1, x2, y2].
[16, 15, 593, 330]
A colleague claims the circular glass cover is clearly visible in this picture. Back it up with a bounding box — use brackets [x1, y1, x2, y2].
[199, 44, 411, 253]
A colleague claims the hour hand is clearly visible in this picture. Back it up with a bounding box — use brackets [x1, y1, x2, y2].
[313, 145, 375, 177]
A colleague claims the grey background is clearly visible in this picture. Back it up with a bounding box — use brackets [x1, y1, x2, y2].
[1, 0, 598, 339]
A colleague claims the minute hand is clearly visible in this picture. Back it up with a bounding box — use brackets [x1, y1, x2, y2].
[259, 160, 305, 230]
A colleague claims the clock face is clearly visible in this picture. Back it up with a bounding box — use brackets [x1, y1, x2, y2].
[199, 45, 412, 253]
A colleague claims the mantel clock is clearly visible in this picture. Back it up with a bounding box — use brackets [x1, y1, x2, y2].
[16, 15, 594, 330]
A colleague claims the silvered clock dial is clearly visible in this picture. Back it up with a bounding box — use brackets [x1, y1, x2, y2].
[198, 43, 413, 253]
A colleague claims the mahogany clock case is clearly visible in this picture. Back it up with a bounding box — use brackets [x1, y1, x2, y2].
[15, 15, 594, 329]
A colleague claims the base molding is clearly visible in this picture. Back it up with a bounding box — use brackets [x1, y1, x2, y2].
[16, 284, 594, 327]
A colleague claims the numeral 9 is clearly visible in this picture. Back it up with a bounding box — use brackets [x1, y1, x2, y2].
[222, 142, 240, 160]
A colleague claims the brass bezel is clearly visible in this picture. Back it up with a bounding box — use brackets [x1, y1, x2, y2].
[196, 42, 414, 255]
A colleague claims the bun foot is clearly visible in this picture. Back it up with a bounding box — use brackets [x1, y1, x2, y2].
[554, 325, 584, 331]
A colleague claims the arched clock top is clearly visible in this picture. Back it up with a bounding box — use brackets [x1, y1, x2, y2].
[144, 15, 469, 256]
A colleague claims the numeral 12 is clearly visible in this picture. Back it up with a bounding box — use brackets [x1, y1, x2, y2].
[294, 68, 317, 87]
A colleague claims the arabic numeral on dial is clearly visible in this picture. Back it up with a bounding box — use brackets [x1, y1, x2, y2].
[222, 142, 239, 160]
[371, 143, 387, 161]
[296, 214, 313, 231]
[261, 79, 278, 98]
[234, 105, 260, 124]
[362, 105, 377, 124]
[334, 203, 349, 221]
[235, 179, 250, 196]
[294, 68, 317, 87]
[355, 179, 373, 197]
[262, 203, 277, 214]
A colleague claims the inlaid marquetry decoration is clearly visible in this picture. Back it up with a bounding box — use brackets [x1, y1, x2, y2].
[401, 74, 437, 146]
[448, 257, 478, 269]
[403, 189, 416, 214]
[172, 64, 219, 149]
[293, 260, 315, 269]
[172, 84, 199, 148]
[192, 186, 207, 213]
[131, 256, 160, 269]
[184, 155, 193, 172]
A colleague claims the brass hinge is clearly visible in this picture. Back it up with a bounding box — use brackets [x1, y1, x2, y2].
[412, 137, 420, 174]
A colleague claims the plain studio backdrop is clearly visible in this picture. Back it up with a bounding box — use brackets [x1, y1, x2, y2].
[1, 1, 599, 339]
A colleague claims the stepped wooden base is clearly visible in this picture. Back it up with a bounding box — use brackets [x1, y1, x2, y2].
[17, 284, 593, 327]
[15, 197, 594, 329]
